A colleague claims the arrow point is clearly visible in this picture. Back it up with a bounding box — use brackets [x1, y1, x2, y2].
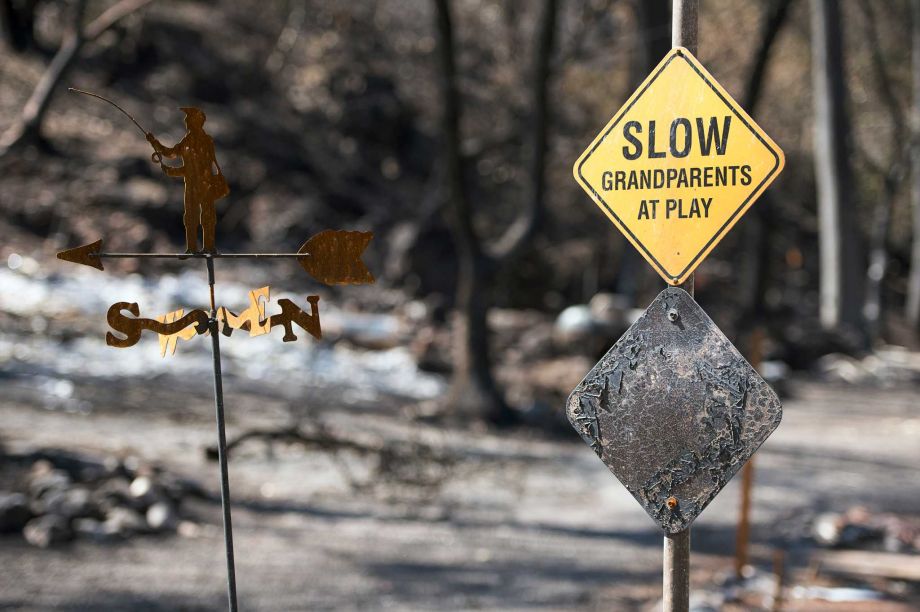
[57, 239, 104, 270]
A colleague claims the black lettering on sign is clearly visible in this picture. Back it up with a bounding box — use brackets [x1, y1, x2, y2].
[701, 197, 712, 217]
[620, 116, 733, 159]
[648, 121, 665, 158]
[623, 121, 643, 160]
[637, 199, 660, 220]
[669, 118, 692, 158]
[638, 200, 650, 220]
[697, 116, 731, 155]
[666, 199, 678, 217]
[660, 197, 714, 219]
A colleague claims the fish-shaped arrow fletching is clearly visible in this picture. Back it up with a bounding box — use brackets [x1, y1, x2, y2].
[298, 230, 374, 285]
[57, 239, 104, 270]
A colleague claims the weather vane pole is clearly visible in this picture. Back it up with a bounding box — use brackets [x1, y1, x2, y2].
[58, 89, 375, 611]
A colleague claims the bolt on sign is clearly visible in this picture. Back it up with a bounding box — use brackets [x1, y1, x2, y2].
[567, 288, 781, 533]
[573, 47, 784, 285]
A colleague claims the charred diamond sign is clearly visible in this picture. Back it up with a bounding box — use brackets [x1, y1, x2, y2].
[566, 288, 781, 533]
[573, 48, 784, 285]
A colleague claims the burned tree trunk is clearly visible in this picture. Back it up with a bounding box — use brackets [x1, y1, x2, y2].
[858, 0, 907, 343]
[433, 0, 506, 422]
[734, 0, 794, 350]
[810, 0, 865, 338]
[433, 0, 558, 424]
[908, 0, 920, 330]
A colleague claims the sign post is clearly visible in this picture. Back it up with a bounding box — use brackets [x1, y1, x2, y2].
[568, 2, 785, 610]
[668, 6, 695, 610]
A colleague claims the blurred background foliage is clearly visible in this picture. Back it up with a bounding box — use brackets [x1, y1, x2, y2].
[0, 0, 918, 416]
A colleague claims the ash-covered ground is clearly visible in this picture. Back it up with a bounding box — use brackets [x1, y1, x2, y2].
[1, 262, 920, 611]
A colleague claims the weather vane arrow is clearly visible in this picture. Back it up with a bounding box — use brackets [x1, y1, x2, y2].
[57, 229, 375, 285]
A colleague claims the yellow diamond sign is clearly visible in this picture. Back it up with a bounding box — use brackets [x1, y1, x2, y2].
[574, 47, 784, 285]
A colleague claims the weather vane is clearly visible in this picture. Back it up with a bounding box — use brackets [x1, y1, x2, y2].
[58, 88, 375, 611]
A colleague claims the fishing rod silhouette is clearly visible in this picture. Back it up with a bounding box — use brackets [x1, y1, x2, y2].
[69, 87, 162, 164]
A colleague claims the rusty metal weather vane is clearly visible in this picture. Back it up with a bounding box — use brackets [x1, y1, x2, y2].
[57, 89, 375, 611]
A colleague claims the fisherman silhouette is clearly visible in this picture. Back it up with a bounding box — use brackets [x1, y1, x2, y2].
[146, 108, 228, 253]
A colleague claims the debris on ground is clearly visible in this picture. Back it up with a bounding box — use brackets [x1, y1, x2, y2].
[811, 506, 920, 553]
[816, 347, 920, 386]
[812, 549, 920, 583]
[0, 448, 207, 548]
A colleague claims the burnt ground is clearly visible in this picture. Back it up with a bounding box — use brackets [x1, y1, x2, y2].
[1, 375, 919, 611]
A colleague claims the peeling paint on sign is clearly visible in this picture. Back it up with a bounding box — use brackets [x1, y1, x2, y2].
[566, 287, 782, 533]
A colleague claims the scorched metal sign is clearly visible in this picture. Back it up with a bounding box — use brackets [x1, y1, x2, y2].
[566, 288, 782, 533]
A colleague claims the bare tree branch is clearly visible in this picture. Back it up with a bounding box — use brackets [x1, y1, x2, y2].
[858, 0, 910, 177]
[743, 0, 794, 114]
[84, 0, 155, 42]
[434, 0, 482, 261]
[432, 0, 560, 423]
[0, 0, 87, 153]
[0, 0, 156, 156]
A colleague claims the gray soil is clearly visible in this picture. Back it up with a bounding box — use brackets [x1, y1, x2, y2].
[1, 376, 919, 611]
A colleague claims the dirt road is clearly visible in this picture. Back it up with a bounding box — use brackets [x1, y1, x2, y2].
[1, 377, 918, 610]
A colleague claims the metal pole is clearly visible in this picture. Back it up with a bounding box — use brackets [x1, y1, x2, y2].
[666, 1, 697, 611]
[735, 327, 764, 578]
[206, 256, 239, 612]
[771, 548, 786, 611]
[672, 0, 698, 54]
[98, 252, 311, 259]
[663, 530, 691, 612]
[734, 459, 755, 577]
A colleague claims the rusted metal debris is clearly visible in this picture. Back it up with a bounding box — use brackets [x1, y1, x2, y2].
[566, 287, 782, 533]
